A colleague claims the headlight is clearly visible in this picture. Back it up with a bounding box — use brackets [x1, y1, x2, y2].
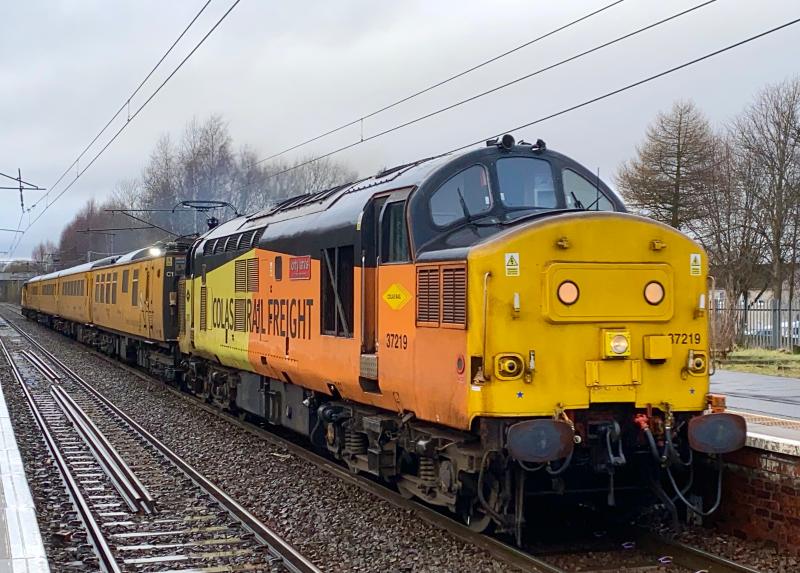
[644, 281, 665, 305]
[610, 334, 629, 355]
[557, 280, 579, 305]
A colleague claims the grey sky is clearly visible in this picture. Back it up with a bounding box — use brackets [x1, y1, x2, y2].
[2, 0, 798, 257]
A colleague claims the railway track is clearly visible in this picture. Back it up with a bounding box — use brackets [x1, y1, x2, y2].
[0, 305, 765, 572]
[0, 313, 319, 573]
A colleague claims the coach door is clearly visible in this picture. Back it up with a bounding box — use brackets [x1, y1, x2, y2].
[144, 266, 155, 338]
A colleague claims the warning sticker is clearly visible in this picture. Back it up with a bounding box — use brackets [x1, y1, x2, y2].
[689, 253, 702, 276]
[382, 283, 412, 310]
[505, 253, 520, 277]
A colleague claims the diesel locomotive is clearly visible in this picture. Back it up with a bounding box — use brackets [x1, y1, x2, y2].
[22, 135, 746, 541]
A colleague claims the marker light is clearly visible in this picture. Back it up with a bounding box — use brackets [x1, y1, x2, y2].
[557, 281, 579, 305]
[644, 281, 665, 305]
[610, 334, 629, 355]
[148, 247, 163, 257]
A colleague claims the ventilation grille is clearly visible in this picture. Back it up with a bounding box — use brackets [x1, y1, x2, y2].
[416, 267, 440, 325]
[239, 229, 256, 249]
[252, 227, 265, 247]
[178, 279, 186, 336]
[224, 235, 239, 252]
[235, 260, 247, 292]
[234, 258, 259, 292]
[246, 258, 259, 292]
[199, 286, 207, 331]
[203, 240, 215, 256]
[442, 267, 467, 326]
[234, 298, 246, 332]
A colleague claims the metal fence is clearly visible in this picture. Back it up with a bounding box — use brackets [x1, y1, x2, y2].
[710, 302, 800, 350]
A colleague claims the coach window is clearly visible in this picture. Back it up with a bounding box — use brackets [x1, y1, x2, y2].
[429, 164, 491, 227]
[112, 272, 118, 304]
[321, 246, 354, 337]
[132, 270, 139, 306]
[563, 169, 614, 211]
[122, 270, 129, 293]
[95, 275, 100, 302]
[105, 273, 111, 305]
[381, 201, 410, 263]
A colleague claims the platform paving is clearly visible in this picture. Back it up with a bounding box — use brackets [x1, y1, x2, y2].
[0, 378, 49, 572]
[712, 369, 800, 453]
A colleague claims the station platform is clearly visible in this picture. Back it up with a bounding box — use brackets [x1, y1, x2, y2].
[0, 378, 49, 572]
[711, 369, 800, 456]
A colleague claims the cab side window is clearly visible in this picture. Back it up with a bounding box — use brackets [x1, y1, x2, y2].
[429, 165, 491, 227]
[382, 201, 410, 263]
[563, 169, 614, 211]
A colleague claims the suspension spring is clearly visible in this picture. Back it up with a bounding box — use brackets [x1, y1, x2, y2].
[344, 430, 367, 455]
[419, 457, 436, 486]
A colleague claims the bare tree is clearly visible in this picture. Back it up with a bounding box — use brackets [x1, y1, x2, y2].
[731, 78, 800, 303]
[616, 100, 715, 230]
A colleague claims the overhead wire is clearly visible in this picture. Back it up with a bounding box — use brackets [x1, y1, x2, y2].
[11, 0, 241, 255]
[240, 0, 721, 186]
[251, 0, 627, 167]
[27, 0, 214, 214]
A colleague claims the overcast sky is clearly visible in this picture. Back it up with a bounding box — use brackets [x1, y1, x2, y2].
[2, 0, 798, 258]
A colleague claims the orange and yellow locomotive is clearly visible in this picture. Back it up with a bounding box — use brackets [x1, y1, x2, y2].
[23, 135, 745, 538]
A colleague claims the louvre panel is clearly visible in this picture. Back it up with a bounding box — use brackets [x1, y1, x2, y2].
[213, 239, 225, 255]
[234, 298, 247, 332]
[178, 279, 186, 335]
[239, 229, 255, 250]
[234, 260, 247, 292]
[416, 267, 440, 325]
[442, 266, 467, 326]
[246, 258, 259, 292]
[199, 286, 208, 331]
[224, 234, 240, 252]
[251, 227, 265, 248]
[203, 241, 215, 256]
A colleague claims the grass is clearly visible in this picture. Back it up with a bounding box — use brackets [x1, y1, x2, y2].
[718, 348, 800, 378]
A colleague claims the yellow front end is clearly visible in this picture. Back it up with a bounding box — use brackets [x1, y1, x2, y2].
[466, 212, 709, 423]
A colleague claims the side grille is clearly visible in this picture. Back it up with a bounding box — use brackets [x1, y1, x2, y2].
[224, 235, 239, 252]
[251, 227, 265, 247]
[203, 240, 215, 256]
[416, 267, 440, 325]
[246, 258, 259, 292]
[234, 298, 246, 332]
[235, 260, 247, 292]
[442, 266, 467, 326]
[199, 286, 207, 331]
[178, 279, 186, 335]
[234, 258, 258, 292]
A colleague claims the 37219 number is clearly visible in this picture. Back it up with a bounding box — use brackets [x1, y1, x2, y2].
[385, 333, 408, 350]
[669, 333, 701, 344]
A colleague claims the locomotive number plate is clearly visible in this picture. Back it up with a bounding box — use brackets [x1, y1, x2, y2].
[669, 332, 701, 344]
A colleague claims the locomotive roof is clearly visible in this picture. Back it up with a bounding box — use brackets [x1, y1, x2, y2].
[200, 151, 454, 242]
[193, 140, 623, 264]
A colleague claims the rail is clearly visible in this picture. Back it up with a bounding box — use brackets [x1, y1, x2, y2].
[4, 318, 321, 573]
[0, 338, 121, 573]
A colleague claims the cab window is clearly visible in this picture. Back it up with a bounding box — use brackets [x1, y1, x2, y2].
[382, 201, 410, 263]
[496, 157, 556, 209]
[429, 165, 491, 227]
[563, 169, 614, 211]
